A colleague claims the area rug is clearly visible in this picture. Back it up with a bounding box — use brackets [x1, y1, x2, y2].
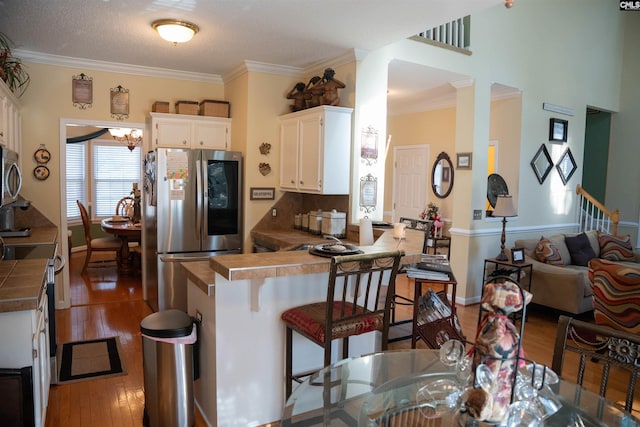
[58, 336, 126, 383]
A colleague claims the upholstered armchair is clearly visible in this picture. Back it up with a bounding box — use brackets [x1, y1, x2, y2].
[588, 258, 640, 334]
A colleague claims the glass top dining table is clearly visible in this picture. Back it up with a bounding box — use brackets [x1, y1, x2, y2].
[281, 349, 639, 427]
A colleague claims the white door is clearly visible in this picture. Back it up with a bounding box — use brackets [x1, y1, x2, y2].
[393, 145, 429, 221]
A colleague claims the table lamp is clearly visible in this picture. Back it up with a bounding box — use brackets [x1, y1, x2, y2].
[493, 195, 517, 261]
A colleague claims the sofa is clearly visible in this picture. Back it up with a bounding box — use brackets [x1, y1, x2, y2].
[514, 230, 640, 314]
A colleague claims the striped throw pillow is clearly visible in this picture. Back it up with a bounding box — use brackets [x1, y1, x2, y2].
[534, 237, 564, 265]
[598, 233, 635, 262]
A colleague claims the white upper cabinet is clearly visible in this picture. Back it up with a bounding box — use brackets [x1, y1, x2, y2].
[279, 105, 352, 194]
[0, 79, 22, 155]
[147, 112, 231, 150]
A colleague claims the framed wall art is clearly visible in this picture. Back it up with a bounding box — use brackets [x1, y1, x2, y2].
[110, 85, 130, 120]
[359, 174, 377, 213]
[360, 126, 378, 165]
[556, 147, 577, 185]
[72, 73, 93, 109]
[530, 144, 553, 184]
[549, 118, 568, 142]
[250, 187, 275, 200]
[456, 152, 472, 170]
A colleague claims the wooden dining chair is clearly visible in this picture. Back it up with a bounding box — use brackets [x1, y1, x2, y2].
[77, 200, 122, 273]
[115, 196, 135, 217]
[552, 315, 640, 413]
[281, 249, 404, 399]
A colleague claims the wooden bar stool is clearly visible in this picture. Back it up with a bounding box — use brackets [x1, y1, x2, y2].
[281, 250, 404, 399]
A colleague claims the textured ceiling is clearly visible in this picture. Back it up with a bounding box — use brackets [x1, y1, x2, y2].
[0, 0, 505, 112]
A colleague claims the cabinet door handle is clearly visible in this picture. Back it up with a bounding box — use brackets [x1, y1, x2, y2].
[199, 141, 204, 146]
[182, 140, 188, 145]
[290, 180, 295, 184]
[300, 180, 304, 185]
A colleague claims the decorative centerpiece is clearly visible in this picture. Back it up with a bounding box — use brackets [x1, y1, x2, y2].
[420, 202, 444, 237]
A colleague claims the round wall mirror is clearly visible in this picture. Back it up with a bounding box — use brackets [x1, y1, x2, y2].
[431, 152, 454, 198]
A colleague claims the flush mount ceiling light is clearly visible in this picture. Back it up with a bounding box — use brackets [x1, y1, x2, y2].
[152, 19, 199, 45]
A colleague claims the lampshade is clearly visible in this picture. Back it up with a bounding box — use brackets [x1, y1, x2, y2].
[152, 19, 199, 44]
[493, 195, 517, 218]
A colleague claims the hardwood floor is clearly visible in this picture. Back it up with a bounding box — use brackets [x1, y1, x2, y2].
[46, 253, 635, 426]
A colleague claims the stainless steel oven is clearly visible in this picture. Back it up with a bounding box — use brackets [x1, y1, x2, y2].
[3, 242, 65, 383]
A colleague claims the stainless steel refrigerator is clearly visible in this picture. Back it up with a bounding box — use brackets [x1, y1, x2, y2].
[142, 148, 242, 312]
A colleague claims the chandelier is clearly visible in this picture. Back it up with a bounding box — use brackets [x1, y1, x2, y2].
[109, 128, 143, 151]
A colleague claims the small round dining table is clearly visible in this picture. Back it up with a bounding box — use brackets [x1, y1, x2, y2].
[100, 218, 141, 275]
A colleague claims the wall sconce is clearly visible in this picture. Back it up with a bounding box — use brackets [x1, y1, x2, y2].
[109, 128, 143, 151]
[152, 19, 199, 45]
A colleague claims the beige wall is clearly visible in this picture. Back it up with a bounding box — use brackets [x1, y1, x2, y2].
[19, 62, 224, 227]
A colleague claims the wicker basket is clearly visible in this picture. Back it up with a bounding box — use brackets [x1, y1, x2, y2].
[199, 99, 230, 118]
[175, 100, 199, 115]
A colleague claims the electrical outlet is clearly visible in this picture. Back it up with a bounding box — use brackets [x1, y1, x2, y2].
[272, 208, 277, 217]
[195, 310, 203, 323]
[473, 209, 483, 220]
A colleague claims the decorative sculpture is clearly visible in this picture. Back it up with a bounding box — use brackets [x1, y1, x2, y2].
[320, 68, 345, 106]
[284, 68, 346, 111]
[306, 76, 323, 108]
[286, 81, 309, 112]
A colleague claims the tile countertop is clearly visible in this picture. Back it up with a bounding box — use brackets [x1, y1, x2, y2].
[209, 228, 425, 282]
[0, 226, 59, 313]
[2, 226, 58, 246]
[0, 259, 49, 312]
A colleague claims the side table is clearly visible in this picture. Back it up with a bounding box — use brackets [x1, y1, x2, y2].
[411, 270, 461, 349]
[483, 258, 533, 293]
[422, 235, 451, 259]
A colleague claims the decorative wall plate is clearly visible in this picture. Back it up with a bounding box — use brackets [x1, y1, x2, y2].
[487, 173, 509, 208]
[34, 147, 51, 163]
[34, 165, 50, 180]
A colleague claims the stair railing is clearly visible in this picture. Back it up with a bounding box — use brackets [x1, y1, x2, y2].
[576, 185, 619, 235]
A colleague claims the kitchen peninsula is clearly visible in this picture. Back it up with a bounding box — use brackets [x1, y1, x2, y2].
[182, 228, 425, 426]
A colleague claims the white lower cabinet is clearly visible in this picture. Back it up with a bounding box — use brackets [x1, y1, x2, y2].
[0, 290, 50, 427]
[279, 105, 353, 194]
[147, 112, 231, 150]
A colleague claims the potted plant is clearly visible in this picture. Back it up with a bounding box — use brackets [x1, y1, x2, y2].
[0, 32, 30, 97]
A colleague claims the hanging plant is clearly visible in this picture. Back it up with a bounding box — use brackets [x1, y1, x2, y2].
[0, 32, 30, 97]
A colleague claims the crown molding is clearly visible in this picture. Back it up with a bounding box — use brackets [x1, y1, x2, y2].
[15, 49, 223, 84]
[303, 48, 365, 77]
[223, 61, 305, 83]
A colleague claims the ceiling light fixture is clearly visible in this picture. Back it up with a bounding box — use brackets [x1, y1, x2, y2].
[152, 19, 199, 45]
[109, 128, 143, 151]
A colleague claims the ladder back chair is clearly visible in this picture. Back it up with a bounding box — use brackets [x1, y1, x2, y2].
[115, 196, 135, 217]
[552, 315, 640, 413]
[281, 249, 404, 399]
[77, 200, 122, 273]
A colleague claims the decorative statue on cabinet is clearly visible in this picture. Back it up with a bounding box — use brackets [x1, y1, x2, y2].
[286, 81, 310, 112]
[320, 67, 345, 106]
[306, 75, 323, 108]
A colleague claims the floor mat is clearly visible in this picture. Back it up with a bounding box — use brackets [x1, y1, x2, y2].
[58, 336, 126, 383]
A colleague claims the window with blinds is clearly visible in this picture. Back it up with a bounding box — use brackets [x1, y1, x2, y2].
[66, 140, 141, 221]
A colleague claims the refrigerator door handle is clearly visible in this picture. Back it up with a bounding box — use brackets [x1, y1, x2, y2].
[159, 255, 212, 262]
[196, 154, 202, 238]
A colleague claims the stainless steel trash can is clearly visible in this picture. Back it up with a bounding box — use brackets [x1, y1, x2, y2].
[141, 309, 196, 427]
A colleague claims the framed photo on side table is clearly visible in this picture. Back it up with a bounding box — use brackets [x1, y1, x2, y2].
[511, 248, 525, 264]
